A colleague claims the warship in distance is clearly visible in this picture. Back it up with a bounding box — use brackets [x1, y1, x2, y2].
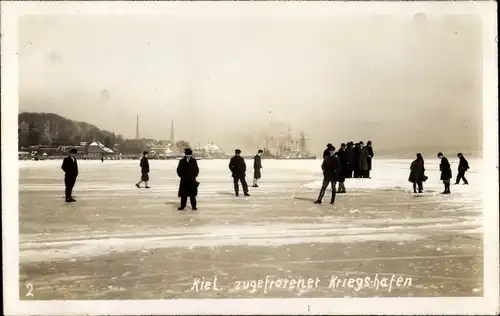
[261, 130, 317, 160]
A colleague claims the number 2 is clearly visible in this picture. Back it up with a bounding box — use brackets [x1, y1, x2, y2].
[26, 284, 34, 297]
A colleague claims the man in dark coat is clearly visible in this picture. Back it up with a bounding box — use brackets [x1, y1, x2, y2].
[323, 143, 334, 159]
[135, 151, 150, 188]
[177, 148, 200, 211]
[366, 140, 374, 178]
[455, 153, 470, 185]
[353, 142, 361, 178]
[336, 143, 347, 193]
[408, 153, 425, 193]
[314, 147, 342, 205]
[252, 149, 263, 188]
[344, 142, 355, 178]
[358, 141, 369, 178]
[61, 148, 79, 202]
[229, 149, 250, 197]
[438, 152, 452, 194]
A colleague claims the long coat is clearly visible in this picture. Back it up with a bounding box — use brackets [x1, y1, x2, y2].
[253, 154, 262, 179]
[439, 157, 452, 181]
[367, 146, 374, 171]
[322, 154, 343, 182]
[177, 156, 199, 197]
[336, 148, 346, 182]
[61, 156, 78, 179]
[408, 159, 425, 183]
[358, 147, 369, 171]
[344, 147, 355, 174]
[61, 155, 79, 178]
[229, 155, 246, 178]
[353, 145, 361, 171]
[140, 157, 149, 173]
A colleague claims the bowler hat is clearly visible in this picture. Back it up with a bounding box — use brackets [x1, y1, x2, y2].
[185, 148, 193, 155]
[69, 148, 77, 154]
[235, 149, 241, 154]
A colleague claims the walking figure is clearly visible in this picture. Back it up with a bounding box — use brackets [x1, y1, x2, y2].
[229, 149, 250, 197]
[177, 148, 199, 211]
[252, 149, 263, 188]
[409, 153, 426, 193]
[135, 151, 150, 188]
[455, 153, 470, 185]
[438, 152, 452, 194]
[314, 146, 342, 204]
[61, 148, 79, 203]
[336, 143, 347, 193]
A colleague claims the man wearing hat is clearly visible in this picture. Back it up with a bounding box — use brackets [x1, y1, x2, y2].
[455, 153, 470, 185]
[252, 149, 263, 188]
[135, 151, 150, 188]
[61, 148, 79, 202]
[176, 148, 200, 210]
[229, 149, 250, 196]
[314, 146, 342, 204]
[323, 143, 334, 159]
[437, 152, 452, 194]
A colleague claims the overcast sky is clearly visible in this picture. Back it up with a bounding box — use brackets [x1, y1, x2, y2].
[18, 13, 483, 152]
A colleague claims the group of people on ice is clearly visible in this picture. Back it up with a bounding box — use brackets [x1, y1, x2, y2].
[133, 148, 263, 210]
[409, 152, 470, 194]
[60, 143, 470, 210]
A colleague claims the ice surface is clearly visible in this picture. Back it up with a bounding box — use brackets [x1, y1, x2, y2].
[18, 158, 484, 299]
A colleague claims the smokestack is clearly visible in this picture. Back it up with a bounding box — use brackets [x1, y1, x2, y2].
[135, 116, 140, 140]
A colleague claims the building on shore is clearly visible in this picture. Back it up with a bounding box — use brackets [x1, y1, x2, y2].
[87, 141, 114, 158]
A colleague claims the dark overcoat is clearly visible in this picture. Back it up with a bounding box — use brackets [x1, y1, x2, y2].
[344, 147, 355, 174]
[458, 157, 470, 171]
[229, 155, 246, 178]
[408, 159, 425, 183]
[253, 154, 262, 179]
[358, 147, 369, 171]
[439, 157, 452, 181]
[177, 156, 199, 197]
[336, 149, 346, 182]
[140, 156, 150, 181]
[367, 146, 374, 170]
[61, 156, 79, 178]
[322, 154, 343, 182]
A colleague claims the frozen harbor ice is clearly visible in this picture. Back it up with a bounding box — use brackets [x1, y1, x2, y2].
[18, 158, 484, 299]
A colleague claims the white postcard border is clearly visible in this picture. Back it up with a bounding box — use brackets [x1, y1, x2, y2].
[1, 1, 498, 315]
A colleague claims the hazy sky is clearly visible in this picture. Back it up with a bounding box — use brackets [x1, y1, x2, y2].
[18, 13, 483, 152]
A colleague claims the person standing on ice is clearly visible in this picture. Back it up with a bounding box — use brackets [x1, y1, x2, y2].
[314, 146, 342, 204]
[61, 148, 79, 203]
[353, 142, 361, 178]
[252, 149, 263, 188]
[344, 142, 355, 178]
[229, 149, 250, 197]
[409, 153, 426, 193]
[358, 141, 369, 178]
[455, 153, 470, 185]
[336, 143, 347, 193]
[176, 148, 199, 211]
[135, 151, 150, 189]
[366, 140, 374, 178]
[437, 152, 452, 194]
